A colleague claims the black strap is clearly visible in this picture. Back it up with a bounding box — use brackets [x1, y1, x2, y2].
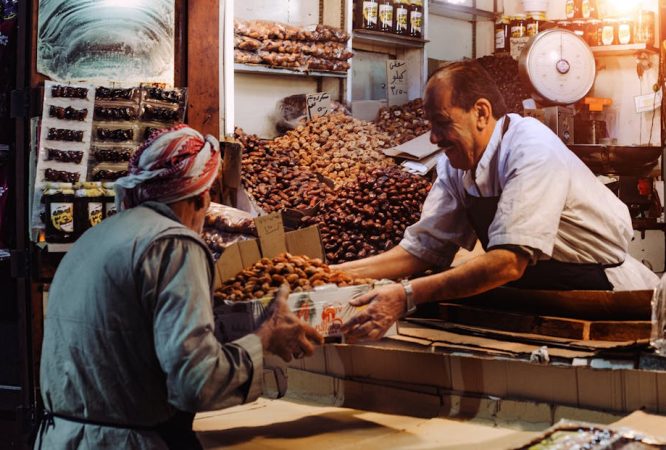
[42, 410, 159, 432]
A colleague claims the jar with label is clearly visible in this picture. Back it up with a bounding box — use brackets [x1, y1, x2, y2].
[495, 16, 510, 53]
[361, 0, 379, 30]
[585, 19, 602, 46]
[617, 17, 632, 45]
[43, 183, 77, 243]
[565, 0, 580, 19]
[75, 182, 105, 236]
[408, 0, 423, 38]
[580, 0, 591, 19]
[526, 12, 545, 37]
[102, 182, 117, 218]
[378, 0, 393, 32]
[635, 10, 655, 44]
[601, 18, 616, 45]
[393, 0, 409, 35]
[511, 14, 526, 38]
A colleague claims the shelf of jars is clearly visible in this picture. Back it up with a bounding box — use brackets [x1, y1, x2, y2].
[352, 29, 428, 48]
[590, 42, 658, 57]
[234, 63, 349, 78]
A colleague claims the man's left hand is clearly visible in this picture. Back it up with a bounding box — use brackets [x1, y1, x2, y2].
[341, 283, 407, 343]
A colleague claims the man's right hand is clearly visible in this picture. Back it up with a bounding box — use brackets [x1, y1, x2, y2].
[255, 285, 323, 362]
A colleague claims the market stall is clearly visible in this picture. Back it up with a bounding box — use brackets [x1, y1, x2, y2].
[4, 0, 666, 448]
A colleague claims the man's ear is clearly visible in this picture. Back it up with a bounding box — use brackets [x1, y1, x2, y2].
[474, 98, 493, 130]
[193, 193, 205, 210]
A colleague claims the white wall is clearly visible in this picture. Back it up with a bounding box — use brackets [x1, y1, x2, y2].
[426, 15, 473, 61]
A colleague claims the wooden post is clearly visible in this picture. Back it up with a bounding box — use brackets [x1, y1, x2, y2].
[221, 138, 242, 207]
[187, 0, 220, 137]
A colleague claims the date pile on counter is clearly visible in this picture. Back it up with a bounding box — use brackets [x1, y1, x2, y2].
[301, 167, 431, 264]
[271, 112, 393, 185]
[237, 129, 334, 213]
[374, 99, 431, 145]
[214, 253, 374, 302]
[234, 19, 353, 73]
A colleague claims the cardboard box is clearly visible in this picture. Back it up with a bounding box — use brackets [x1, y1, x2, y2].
[214, 212, 394, 340]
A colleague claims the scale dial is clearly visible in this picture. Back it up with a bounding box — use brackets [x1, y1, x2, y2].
[519, 28, 596, 105]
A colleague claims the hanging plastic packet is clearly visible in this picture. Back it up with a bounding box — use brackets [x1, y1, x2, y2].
[93, 123, 138, 143]
[90, 162, 129, 182]
[139, 83, 188, 143]
[91, 144, 135, 163]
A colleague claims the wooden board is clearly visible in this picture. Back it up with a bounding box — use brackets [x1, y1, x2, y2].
[438, 304, 651, 342]
[449, 287, 652, 321]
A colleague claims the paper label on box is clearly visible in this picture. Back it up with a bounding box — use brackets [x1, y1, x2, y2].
[635, 90, 662, 113]
[254, 212, 287, 258]
[306, 92, 331, 120]
[387, 60, 409, 107]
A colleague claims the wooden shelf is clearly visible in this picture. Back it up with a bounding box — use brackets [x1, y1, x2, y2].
[591, 43, 657, 57]
[429, 1, 495, 21]
[352, 29, 428, 49]
[234, 63, 347, 78]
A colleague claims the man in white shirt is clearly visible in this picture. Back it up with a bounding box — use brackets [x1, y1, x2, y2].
[338, 60, 659, 342]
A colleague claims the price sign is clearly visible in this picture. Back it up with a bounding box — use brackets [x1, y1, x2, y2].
[387, 60, 409, 106]
[306, 92, 331, 120]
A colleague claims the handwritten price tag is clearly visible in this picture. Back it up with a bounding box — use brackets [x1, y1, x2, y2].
[306, 92, 331, 120]
[387, 60, 408, 107]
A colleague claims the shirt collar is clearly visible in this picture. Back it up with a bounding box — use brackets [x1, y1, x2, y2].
[139, 201, 183, 224]
[462, 115, 508, 194]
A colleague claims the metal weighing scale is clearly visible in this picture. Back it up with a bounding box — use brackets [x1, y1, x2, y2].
[518, 28, 662, 225]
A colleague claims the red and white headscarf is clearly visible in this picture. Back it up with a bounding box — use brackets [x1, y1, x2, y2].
[114, 125, 221, 210]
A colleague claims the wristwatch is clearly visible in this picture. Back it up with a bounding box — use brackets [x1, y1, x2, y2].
[400, 279, 417, 317]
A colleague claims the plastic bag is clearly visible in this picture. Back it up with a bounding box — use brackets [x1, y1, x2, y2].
[651, 274, 666, 355]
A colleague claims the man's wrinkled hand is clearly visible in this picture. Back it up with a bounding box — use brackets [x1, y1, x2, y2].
[341, 283, 406, 343]
[257, 285, 324, 362]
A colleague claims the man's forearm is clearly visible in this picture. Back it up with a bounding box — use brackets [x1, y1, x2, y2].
[411, 248, 529, 305]
[334, 245, 431, 280]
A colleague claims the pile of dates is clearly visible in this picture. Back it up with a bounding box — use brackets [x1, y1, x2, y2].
[301, 166, 431, 264]
[375, 98, 431, 145]
[214, 252, 374, 302]
[270, 112, 393, 185]
[237, 128, 333, 213]
[475, 55, 532, 115]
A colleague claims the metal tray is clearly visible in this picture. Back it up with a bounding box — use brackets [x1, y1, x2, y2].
[567, 144, 662, 177]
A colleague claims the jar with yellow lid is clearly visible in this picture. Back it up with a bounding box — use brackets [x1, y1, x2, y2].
[495, 16, 510, 52]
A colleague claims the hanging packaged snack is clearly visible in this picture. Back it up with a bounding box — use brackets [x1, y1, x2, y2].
[47, 127, 84, 142]
[51, 84, 89, 99]
[142, 85, 187, 105]
[43, 168, 81, 183]
[49, 105, 88, 121]
[234, 35, 262, 51]
[43, 182, 77, 243]
[94, 104, 140, 121]
[93, 123, 138, 143]
[91, 144, 135, 163]
[45, 148, 84, 164]
[90, 162, 129, 182]
[95, 86, 140, 103]
[234, 49, 263, 65]
[141, 103, 184, 123]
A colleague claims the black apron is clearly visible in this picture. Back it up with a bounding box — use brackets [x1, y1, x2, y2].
[465, 116, 617, 291]
[38, 409, 202, 450]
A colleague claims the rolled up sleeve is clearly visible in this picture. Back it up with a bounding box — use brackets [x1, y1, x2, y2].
[139, 237, 263, 413]
[400, 171, 476, 267]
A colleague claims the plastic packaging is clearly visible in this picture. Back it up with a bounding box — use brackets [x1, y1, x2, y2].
[45, 148, 84, 164]
[49, 105, 88, 121]
[95, 86, 140, 103]
[43, 184, 77, 243]
[91, 144, 135, 163]
[51, 84, 89, 99]
[205, 202, 256, 235]
[93, 123, 137, 143]
[94, 105, 140, 121]
[651, 275, 666, 356]
[90, 162, 129, 182]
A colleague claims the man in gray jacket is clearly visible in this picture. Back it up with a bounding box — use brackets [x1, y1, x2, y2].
[35, 125, 322, 449]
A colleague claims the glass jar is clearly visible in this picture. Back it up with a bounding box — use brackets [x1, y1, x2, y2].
[511, 14, 526, 38]
[495, 16, 510, 52]
[617, 17, 632, 45]
[635, 10, 654, 45]
[601, 18, 616, 46]
[585, 19, 602, 46]
[43, 184, 77, 243]
[408, 0, 423, 38]
[361, 0, 379, 30]
[393, 0, 409, 35]
[580, 0, 591, 19]
[565, 0, 580, 19]
[526, 12, 545, 37]
[378, 0, 393, 32]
